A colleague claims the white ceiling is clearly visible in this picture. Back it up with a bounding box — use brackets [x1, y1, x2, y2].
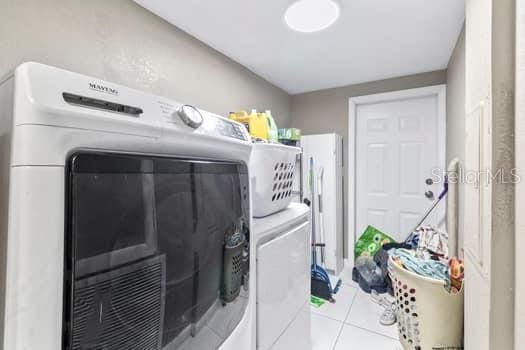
[135, 0, 465, 94]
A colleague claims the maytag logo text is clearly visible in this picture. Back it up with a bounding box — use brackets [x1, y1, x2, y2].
[89, 83, 118, 96]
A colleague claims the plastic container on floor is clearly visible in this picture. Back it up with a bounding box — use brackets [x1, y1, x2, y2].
[389, 257, 464, 350]
[352, 256, 387, 294]
[250, 143, 301, 217]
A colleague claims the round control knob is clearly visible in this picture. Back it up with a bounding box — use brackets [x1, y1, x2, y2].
[176, 104, 203, 128]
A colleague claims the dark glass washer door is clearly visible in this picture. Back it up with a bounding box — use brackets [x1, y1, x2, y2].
[64, 152, 250, 350]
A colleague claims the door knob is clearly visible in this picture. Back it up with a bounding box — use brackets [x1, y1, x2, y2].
[425, 190, 435, 200]
[425, 178, 434, 185]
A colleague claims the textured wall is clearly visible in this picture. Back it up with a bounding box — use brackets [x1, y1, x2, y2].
[289, 70, 447, 257]
[0, 0, 291, 126]
[446, 25, 465, 255]
[446, 25, 466, 165]
[514, 1, 525, 347]
[290, 71, 447, 139]
[489, 0, 515, 348]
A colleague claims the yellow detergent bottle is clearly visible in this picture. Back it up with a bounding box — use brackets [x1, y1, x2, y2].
[264, 110, 279, 143]
[229, 110, 269, 140]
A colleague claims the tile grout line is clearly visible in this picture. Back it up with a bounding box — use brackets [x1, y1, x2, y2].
[311, 310, 346, 323]
[331, 321, 345, 350]
[331, 286, 359, 349]
[344, 287, 359, 323]
[270, 300, 310, 349]
[323, 277, 402, 347]
[310, 287, 358, 323]
[344, 321, 400, 342]
[309, 309, 345, 349]
[345, 288, 400, 341]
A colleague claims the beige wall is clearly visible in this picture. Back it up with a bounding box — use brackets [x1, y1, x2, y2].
[489, 0, 515, 347]
[446, 25, 466, 165]
[514, 0, 525, 347]
[446, 25, 466, 256]
[0, 0, 291, 125]
[289, 70, 447, 257]
[289, 70, 447, 137]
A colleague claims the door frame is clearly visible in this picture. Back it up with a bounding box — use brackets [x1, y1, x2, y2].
[347, 84, 447, 267]
[515, 0, 525, 345]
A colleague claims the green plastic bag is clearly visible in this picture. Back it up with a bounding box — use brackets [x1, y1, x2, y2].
[354, 225, 396, 259]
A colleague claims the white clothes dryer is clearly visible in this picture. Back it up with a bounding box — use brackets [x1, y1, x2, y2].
[0, 63, 255, 350]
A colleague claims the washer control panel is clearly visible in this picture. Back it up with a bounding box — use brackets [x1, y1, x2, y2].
[176, 105, 203, 129]
[209, 117, 249, 141]
[157, 100, 249, 142]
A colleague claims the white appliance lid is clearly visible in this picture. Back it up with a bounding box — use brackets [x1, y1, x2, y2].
[253, 203, 310, 237]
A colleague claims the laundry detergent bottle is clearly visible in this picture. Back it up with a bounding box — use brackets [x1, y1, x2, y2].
[264, 110, 279, 143]
[229, 110, 269, 141]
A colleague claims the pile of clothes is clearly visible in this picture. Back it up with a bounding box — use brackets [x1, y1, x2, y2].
[390, 248, 464, 293]
[396, 225, 464, 293]
[352, 225, 465, 326]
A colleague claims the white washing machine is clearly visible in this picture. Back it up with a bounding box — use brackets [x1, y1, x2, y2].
[0, 63, 255, 350]
[254, 203, 312, 350]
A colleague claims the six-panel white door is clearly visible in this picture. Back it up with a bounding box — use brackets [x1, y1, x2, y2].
[355, 95, 444, 241]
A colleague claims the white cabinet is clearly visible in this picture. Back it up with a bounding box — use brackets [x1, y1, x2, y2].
[255, 213, 310, 350]
[301, 133, 344, 275]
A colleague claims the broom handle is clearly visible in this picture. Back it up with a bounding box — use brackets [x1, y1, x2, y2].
[309, 157, 318, 265]
[413, 176, 449, 230]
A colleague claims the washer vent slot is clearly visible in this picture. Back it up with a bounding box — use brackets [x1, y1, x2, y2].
[63, 92, 143, 116]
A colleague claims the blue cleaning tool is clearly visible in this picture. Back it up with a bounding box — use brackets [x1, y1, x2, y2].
[308, 157, 341, 302]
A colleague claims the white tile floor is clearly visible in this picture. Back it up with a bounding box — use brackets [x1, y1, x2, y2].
[310, 280, 402, 350]
[271, 267, 403, 349]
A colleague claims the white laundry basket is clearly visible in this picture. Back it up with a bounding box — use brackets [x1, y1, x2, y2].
[250, 143, 301, 217]
[389, 257, 464, 350]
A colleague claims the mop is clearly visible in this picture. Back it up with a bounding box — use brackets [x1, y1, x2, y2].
[404, 176, 449, 247]
[309, 157, 341, 302]
[317, 167, 326, 264]
[411, 176, 449, 233]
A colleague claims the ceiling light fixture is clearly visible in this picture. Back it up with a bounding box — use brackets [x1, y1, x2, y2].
[284, 0, 340, 33]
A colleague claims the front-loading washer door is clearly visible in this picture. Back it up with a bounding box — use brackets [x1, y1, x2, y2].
[63, 152, 250, 350]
